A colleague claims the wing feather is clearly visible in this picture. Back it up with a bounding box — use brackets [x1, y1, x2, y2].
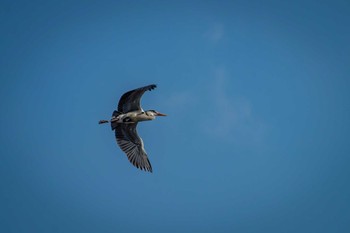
[115, 123, 152, 172]
[117, 84, 157, 113]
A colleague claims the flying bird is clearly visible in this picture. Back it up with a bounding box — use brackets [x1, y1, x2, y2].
[99, 84, 166, 172]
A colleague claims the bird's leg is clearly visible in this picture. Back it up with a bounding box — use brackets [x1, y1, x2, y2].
[99, 115, 121, 124]
[98, 120, 109, 124]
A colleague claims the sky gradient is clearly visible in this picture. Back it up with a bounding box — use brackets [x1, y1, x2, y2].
[1, 0, 350, 232]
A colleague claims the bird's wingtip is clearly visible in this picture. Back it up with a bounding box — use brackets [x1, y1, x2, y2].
[149, 84, 157, 90]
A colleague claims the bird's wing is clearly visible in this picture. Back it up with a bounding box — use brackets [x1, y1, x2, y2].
[115, 123, 153, 172]
[117, 84, 157, 113]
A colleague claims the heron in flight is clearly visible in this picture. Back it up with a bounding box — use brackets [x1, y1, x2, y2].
[99, 84, 166, 172]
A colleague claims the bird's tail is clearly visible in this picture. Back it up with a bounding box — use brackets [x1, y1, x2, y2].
[99, 111, 122, 127]
[110, 110, 123, 130]
[112, 110, 122, 117]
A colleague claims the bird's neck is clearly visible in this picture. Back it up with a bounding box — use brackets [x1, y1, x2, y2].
[142, 111, 156, 120]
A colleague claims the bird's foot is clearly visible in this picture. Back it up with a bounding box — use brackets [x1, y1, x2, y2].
[98, 120, 109, 124]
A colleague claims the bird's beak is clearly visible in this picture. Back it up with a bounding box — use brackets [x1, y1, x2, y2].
[156, 112, 167, 116]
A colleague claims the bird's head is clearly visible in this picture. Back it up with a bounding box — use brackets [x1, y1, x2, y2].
[146, 110, 167, 117]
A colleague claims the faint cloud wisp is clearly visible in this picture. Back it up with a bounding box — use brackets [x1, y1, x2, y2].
[204, 23, 225, 44]
[201, 67, 265, 146]
[156, 89, 198, 118]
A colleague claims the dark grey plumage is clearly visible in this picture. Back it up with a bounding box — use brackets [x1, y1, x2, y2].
[115, 123, 152, 172]
[118, 84, 157, 113]
[99, 84, 165, 173]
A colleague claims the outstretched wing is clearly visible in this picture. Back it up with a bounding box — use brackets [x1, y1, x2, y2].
[115, 123, 152, 172]
[117, 84, 157, 113]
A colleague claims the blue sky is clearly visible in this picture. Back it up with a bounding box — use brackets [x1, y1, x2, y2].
[1, 0, 350, 232]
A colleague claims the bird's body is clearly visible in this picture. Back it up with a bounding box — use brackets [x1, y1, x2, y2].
[111, 110, 160, 124]
[99, 84, 166, 172]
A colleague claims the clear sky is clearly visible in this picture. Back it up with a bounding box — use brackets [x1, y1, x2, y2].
[1, 0, 350, 232]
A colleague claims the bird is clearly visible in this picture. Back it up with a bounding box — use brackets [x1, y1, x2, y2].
[99, 84, 166, 172]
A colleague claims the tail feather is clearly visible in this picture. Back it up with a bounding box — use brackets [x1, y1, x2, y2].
[111, 110, 123, 130]
[112, 110, 122, 117]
